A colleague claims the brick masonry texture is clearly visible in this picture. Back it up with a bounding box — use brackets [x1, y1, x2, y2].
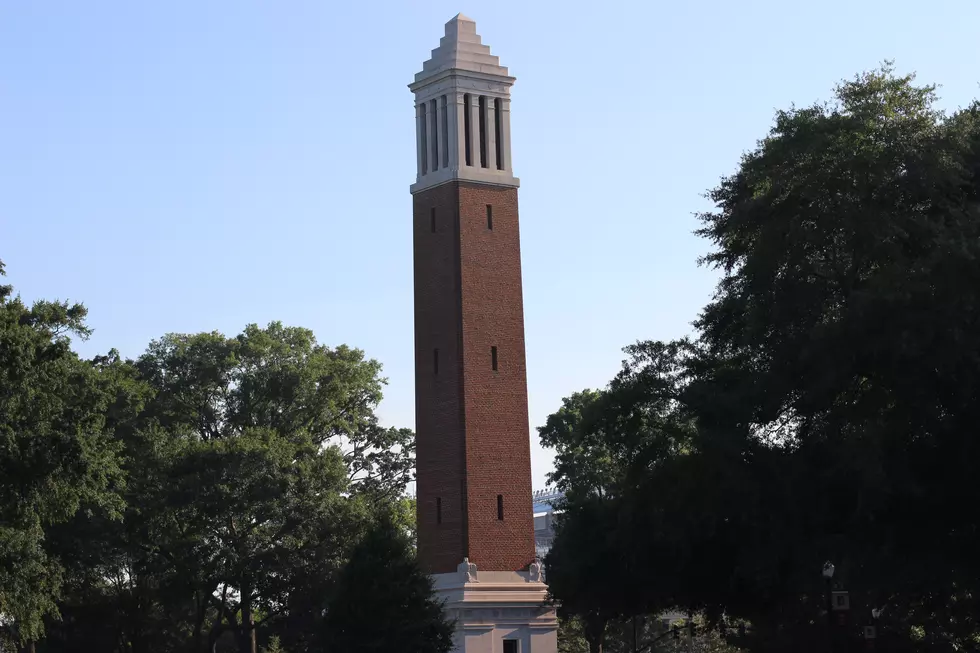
[413, 180, 536, 574]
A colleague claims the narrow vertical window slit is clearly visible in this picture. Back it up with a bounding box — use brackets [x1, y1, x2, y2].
[491, 346, 498, 371]
[494, 98, 503, 170]
[419, 102, 428, 173]
[486, 205, 493, 230]
[497, 494, 504, 520]
[463, 94, 472, 166]
[478, 95, 488, 168]
[440, 95, 449, 168]
[430, 99, 439, 171]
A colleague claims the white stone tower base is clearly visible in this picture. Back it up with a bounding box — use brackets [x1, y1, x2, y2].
[433, 566, 558, 653]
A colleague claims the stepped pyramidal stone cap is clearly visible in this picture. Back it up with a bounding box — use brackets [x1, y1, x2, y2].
[414, 13, 511, 83]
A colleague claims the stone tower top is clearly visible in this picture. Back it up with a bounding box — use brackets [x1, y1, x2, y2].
[409, 14, 518, 194]
[414, 13, 510, 83]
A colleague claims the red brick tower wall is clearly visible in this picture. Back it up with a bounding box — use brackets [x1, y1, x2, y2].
[413, 180, 536, 574]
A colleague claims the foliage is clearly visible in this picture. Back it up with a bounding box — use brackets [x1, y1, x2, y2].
[0, 260, 135, 642]
[538, 390, 610, 501]
[558, 617, 590, 653]
[0, 280, 423, 653]
[260, 636, 286, 653]
[88, 322, 415, 653]
[320, 516, 454, 653]
[135, 323, 414, 499]
[542, 341, 696, 650]
[546, 497, 629, 653]
[542, 66, 980, 653]
[688, 64, 980, 650]
[558, 614, 744, 653]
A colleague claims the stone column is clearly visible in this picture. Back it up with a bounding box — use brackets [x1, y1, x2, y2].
[450, 92, 464, 171]
[415, 102, 424, 179]
[440, 95, 449, 169]
[430, 98, 439, 170]
[486, 96, 497, 171]
[499, 98, 513, 173]
[469, 95, 481, 168]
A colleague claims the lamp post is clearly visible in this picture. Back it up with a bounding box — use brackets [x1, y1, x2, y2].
[823, 561, 836, 652]
[865, 607, 882, 650]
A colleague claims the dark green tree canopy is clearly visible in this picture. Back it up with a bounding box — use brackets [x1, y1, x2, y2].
[0, 260, 137, 642]
[542, 67, 980, 653]
[321, 515, 454, 653]
[116, 322, 415, 653]
[0, 306, 424, 653]
[694, 64, 980, 605]
[136, 322, 414, 499]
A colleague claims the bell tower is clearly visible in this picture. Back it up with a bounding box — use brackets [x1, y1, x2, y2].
[410, 13, 518, 195]
[410, 14, 557, 653]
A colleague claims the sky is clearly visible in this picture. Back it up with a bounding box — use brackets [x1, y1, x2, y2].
[3, 1, 979, 491]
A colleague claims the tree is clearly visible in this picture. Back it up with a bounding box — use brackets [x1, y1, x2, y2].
[124, 323, 407, 653]
[689, 64, 980, 650]
[136, 322, 414, 499]
[0, 259, 417, 652]
[541, 342, 698, 652]
[557, 617, 590, 653]
[539, 389, 624, 653]
[538, 390, 609, 501]
[546, 498, 636, 653]
[35, 323, 414, 653]
[0, 260, 129, 644]
[544, 66, 980, 652]
[260, 636, 286, 653]
[320, 516, 454, 653]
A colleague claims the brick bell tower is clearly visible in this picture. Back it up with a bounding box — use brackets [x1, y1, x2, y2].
[410, 14, 557, 653]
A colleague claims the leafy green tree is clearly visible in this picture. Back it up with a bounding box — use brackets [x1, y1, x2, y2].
[542, 341, 697, 652]
[558, 617, 590, 653]
[125, 323, 405, 653]
[34, 323, 414, 653]
[544, 66, 980, 652]
[260, 635, 286, 653]
[35, 348, 160, 653]
[559, 614, 743, 653]
[548, 497, 642, 653]
[0, 261, 130, 644]
[320, 516, 454, 653]
[538, 390, 609, 501]
[539, 389, 624, 653]
[136, 322, 414, 499]
[689, 64, 980, 650]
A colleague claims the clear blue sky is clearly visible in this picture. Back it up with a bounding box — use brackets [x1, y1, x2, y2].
[3, 1, 978, 490]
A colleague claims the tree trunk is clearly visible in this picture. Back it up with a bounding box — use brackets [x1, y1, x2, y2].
[240, 585, 257, 653]
[192, 592, 208, 653]
[584, 615, 606, 653]
[131, 592, 146, 653]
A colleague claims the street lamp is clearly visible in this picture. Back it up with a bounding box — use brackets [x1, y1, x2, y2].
[822, 562, 836, 579]
[823, 562, 836, 617]
[823, 562, 835, 653]
[865, 607, 884, 649]
[822, 562, 852, 652]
